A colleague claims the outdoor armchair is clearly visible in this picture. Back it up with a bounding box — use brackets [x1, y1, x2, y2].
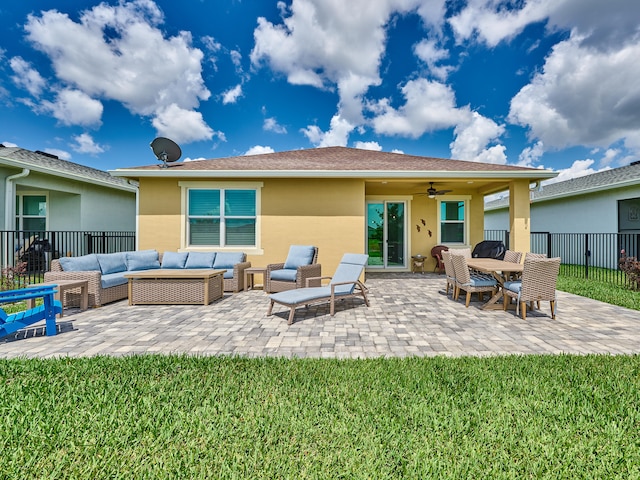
[267, 253, 369, 325]
[430, 245, 449, 273]
[265, 245, 321, 293]
[502, 257, 561, 320]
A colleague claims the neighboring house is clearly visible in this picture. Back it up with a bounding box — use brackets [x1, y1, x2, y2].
[485, 161, 640, 234]
[484, 161, 640, 266]
[1, 145, 137, 261]
[110, 146, 555, 274]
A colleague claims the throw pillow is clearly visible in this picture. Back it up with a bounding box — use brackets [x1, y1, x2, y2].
[184, 252, 216, 269]
[161, 251, 189, 269]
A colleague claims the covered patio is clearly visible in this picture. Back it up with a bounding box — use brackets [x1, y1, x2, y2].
[2, 273, 638, 359]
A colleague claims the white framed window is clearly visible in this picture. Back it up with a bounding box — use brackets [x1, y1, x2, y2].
[437, 196, 469, 245]
[16, 193, 48, 231]
[180, 181, 262, 249]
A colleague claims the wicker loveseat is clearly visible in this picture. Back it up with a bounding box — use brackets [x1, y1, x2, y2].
[45, 250, 251, 307]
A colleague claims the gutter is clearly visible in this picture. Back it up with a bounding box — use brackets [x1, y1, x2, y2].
[5, 168, 30, 230]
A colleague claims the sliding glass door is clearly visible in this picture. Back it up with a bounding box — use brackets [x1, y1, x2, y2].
[366, 201, 406, 269]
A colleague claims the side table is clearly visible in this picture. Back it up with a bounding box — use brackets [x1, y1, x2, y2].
[27, 279, 89, 317]
[411, 255, 426, 274]
[244, 267, 266, 291]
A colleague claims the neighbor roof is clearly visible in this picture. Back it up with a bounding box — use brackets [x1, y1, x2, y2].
[485, 161, 640, 210]
[0, 146, 136, 192]
[110, 146, 556, 181]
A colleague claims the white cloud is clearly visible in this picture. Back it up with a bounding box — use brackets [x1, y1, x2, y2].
[508, 36, 640, 153]
[1, 141, 18, 148]
[413, 39, 453, 80]
[24, 0, 213, 142]
[152, 104, 214, 144]
[222, 84, 243, 104]
[518, 141, 545, 167]
[10, 57, 46, 96]
[370, 78, 507, 162]
[354, 141, 382, 151]
[264, 117, 287, 134]
[450, 112, 507, 164]
[70, 133, 106, 154]
[449, 0, 552, 47]
[543, 158, 607, 185]
[251, 0, 446, 134]
[301, 114, 354, 147]
[370, 78, 467, 137]
[244, 145, 275, 155]
[42, 89, 103, 127]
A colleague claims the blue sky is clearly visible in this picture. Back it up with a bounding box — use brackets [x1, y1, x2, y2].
[1, 0, 639, 183]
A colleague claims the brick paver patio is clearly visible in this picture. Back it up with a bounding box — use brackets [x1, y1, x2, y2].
[1, 273, 638, 359]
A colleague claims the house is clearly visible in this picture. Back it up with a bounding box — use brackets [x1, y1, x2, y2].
[0, 145, 137, 262]
[485, 161, 640, 235]
[110, 146, 555, 274]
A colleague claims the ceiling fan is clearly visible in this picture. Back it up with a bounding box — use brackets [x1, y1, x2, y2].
[416, 182, 452, 199]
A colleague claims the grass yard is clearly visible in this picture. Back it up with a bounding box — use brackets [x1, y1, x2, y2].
[1, 354, 639, 478]
[557, 275, 640, 311]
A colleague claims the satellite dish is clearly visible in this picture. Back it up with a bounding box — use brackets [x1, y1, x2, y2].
[150, 137, 181, 168]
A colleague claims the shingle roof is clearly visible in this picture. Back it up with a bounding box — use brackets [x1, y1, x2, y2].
[485, 161, 640, 209]
[111, 146, 553, 179]
[0, 146, 136, 191]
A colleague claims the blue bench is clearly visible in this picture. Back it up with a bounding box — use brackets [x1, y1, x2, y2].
[0, 285, 63, 337]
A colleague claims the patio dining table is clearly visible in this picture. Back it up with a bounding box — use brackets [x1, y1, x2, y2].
[466, 258, 524, 310]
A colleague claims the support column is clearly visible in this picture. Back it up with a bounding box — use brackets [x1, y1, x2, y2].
[509, 180, 531, 253]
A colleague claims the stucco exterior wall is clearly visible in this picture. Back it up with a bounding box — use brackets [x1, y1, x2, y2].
[137, 177, 366, 275]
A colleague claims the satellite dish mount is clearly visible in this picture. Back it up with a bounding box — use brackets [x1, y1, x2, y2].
[150, 137, 182, 168]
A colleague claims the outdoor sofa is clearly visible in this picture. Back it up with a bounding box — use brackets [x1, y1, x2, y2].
[45, 250, 251, 307]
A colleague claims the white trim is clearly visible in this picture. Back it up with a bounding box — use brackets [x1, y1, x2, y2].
[114, 169, 556, 181]
[437, 195, 470, 245]
[0, 158, 137, 192]
[15, 191, 49, 230]
[179, 181, 263, 252]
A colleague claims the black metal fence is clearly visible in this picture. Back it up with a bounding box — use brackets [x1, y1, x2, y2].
[1, 230, 136, 287]
[484, 230, 640, 286]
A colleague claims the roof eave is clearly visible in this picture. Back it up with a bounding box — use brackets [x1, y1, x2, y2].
[109, 168, 557, 180]
[484, 177, 640, 211]
[0, 158, 137, 193]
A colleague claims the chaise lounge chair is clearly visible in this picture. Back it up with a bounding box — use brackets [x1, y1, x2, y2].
[267, 253, 369, 325]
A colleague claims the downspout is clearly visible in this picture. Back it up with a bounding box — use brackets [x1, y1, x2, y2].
[4, 168, 30, 267]
[128, 179, 140, 250]
[5, 168, 30, 230]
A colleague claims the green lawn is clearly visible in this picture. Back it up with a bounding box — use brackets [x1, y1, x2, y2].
[2, 271, 639, 477]
[1, 354, 639, 478]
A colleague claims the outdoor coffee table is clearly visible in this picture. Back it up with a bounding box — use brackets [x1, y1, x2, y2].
[244, 266, 266, 291]
[124, 269, 226, 305]
[27, 279, 89, 317]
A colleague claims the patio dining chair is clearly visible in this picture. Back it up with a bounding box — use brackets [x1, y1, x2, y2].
[503, 250, 523, 263]
[503, 250, 523, 281]
[450, 254, 498, 308]
[502, 257, 561, 320]
[267, 253, 369, 325]
[441, 250, 456, 298]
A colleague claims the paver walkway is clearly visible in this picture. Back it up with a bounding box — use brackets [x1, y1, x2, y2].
[1, 273, 638, 359]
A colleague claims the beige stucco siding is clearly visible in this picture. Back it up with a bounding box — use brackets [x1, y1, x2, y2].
[137, 177, 366, 274]
[137, 178, 182, 251]
[261, 178, 365, 273]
